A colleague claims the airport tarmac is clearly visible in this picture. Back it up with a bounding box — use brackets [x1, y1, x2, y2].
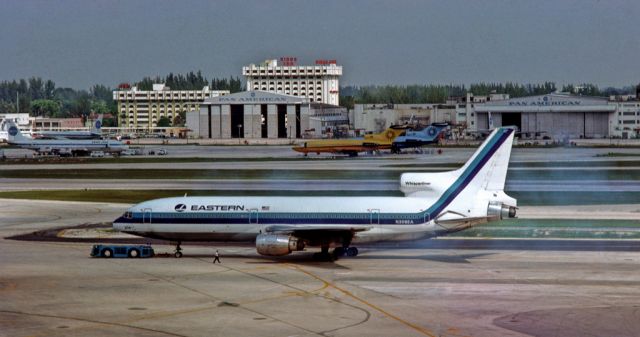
[2, 199, 640, 337]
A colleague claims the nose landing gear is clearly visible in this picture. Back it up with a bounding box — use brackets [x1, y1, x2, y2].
[174, 241, 183, 258]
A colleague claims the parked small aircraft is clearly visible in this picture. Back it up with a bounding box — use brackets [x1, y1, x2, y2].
[391, 123, 448, 153]
[292, 125, 408, 156]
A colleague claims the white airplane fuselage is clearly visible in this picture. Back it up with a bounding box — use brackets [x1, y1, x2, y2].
[12, 138, 127, 152]
[4, 120, 127, 154]
[113, 128, 518, 257]
[115, 196, 445, 243]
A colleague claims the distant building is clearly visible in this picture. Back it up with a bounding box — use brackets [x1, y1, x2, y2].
[308, 103, 349, 138]
[32, 117, 83, 130]
[243, 58, 342, 105]
[610, 99, 640, 139]
[113, 84, 229, 129]
[459, 92, 640, 139]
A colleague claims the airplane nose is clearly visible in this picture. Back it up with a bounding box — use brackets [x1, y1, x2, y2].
[111, 219, 131, 232]
[112, 220, 127, 231]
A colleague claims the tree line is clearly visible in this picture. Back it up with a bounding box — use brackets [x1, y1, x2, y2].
[0, 78, 118, 125]
[0, 73, 637, 126]
[340, 82, 638, 109]
[135, 71, 243, 92]
[0, 72, 244, 127]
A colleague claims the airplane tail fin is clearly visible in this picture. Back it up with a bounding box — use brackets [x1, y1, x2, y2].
[401, 127, 516, 225]
[456, 127, 515, 192]
[401, 127, 515, 201]
[91, 114, 103, 134]
[423, 123, 448, 140]
[5, 119, 29, 142]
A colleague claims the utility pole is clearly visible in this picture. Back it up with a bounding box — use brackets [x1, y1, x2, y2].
[16, 92, 19, 113]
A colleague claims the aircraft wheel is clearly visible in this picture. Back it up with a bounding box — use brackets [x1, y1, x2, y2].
[346, 247, 359, 257]
[174, 251, 183, 258]
[128, 249, 139, 258]
[333, 247, 347, 260]
[102, 249, 113, 258]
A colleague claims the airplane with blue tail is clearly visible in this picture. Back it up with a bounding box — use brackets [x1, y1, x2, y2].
[5, 119, 127, 156]
[390, 123, 448, 153]
[113, 127, 517, 260]
[33, 115, 104, 140]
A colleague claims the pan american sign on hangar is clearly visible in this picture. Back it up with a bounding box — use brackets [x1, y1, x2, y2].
[205, 91, 307, 105]
[509, 95, 581, 106]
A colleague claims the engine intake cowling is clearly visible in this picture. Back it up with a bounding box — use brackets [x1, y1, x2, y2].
[256, 234, 305, 256]
[487, 202, 517, 220]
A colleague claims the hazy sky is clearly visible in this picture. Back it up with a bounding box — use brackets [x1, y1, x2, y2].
[1, 0, 639, 89]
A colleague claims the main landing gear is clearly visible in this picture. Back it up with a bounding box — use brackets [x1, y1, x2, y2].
[333, 246, 358, 257]
[312, 245, 359, 261]
[174, 241, 183, 258]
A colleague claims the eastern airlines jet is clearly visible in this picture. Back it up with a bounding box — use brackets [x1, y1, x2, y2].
[113, 128, 517, 259]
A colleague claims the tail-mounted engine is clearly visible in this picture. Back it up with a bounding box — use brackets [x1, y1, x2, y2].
[256, 234, 305, 256]
[487, 201, 517, 220]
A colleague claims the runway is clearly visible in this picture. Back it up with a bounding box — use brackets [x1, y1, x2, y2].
[2, 199, 640, 337]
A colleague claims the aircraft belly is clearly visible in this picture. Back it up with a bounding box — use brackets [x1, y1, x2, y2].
[353, 223, 436, 243]
[145, 223, 259, 242]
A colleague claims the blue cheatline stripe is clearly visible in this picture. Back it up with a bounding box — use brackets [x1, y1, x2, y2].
[118, 129, 512, 226]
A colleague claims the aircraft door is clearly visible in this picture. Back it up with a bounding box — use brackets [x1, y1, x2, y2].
[369, 209, 381, 238]
[369, 209, 380, 225]
[424, 212, 431, 224]
[249, 209, 259, 224]
[142, 208, 152, 223]
[140, 208, 152, 232]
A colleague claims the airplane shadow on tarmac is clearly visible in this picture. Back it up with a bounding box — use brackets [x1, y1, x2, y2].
[155, 251, 495, 266]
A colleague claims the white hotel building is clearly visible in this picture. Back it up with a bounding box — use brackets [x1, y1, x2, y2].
[242, 59, 342, 106]
[113, 84, 229, 128]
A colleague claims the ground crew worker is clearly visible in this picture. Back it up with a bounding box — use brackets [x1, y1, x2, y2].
[213, 250, 221, 264]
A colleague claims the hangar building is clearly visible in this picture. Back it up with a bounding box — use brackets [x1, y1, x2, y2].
[187, 91, 310, 139]
[464, 93, 620, 139]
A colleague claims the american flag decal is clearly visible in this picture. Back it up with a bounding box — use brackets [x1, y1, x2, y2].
[261, 206, 270, 211]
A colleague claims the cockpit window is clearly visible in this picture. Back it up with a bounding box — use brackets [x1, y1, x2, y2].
[123, 211, 133, 219]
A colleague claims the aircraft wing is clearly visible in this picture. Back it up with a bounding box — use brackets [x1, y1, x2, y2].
[264, 224, 373, 244]
[264, 224, 372, 234]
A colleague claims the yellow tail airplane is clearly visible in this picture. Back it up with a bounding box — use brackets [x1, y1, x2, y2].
[293, 126, 408, 156]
